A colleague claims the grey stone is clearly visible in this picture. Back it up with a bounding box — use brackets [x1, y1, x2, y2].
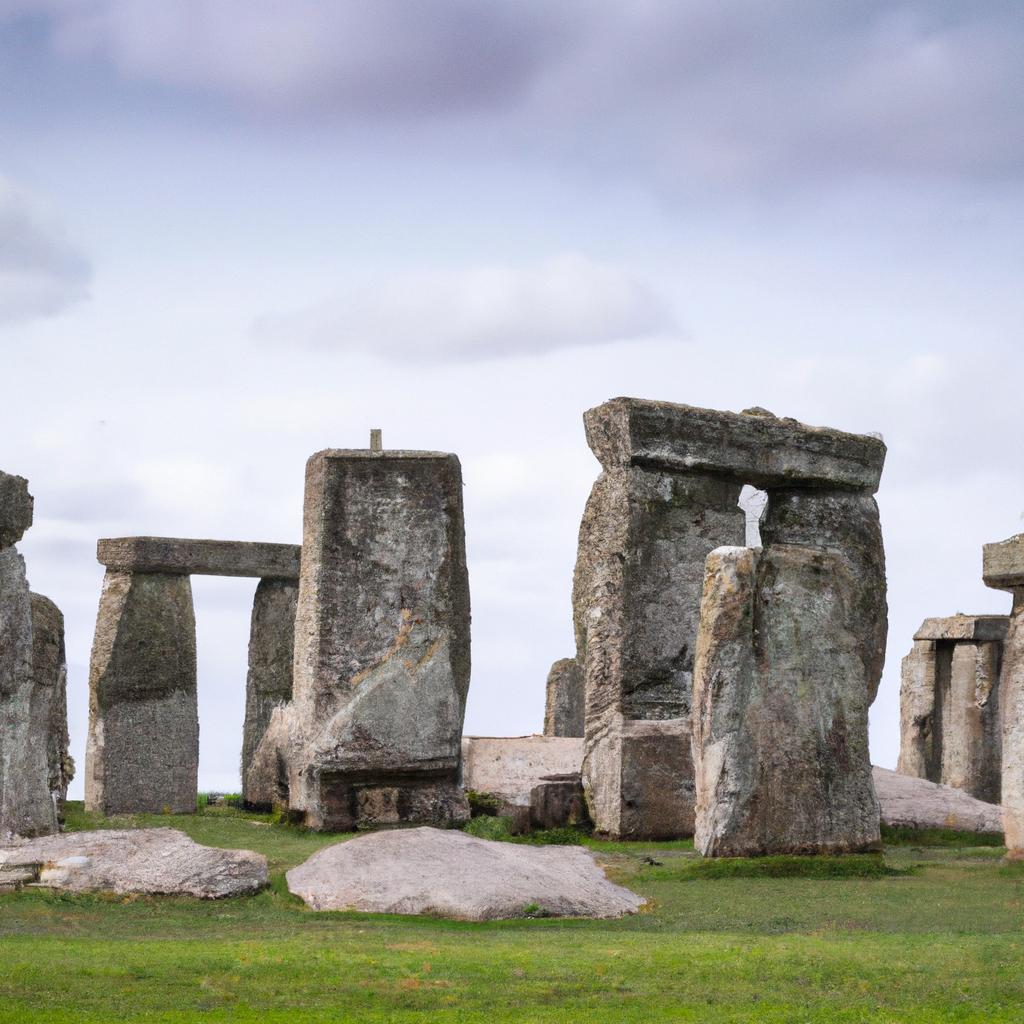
[85, 571, 198, 815]
[241, 578, 297, 808]
[982, 534, 1024, 592]
[897, 640, 939, 781]
[461, 735, 584, 807]
[530, 774, 590, 831]
[0, 472, 33, 549]
[0, 828, 268, 898]
[873, 767, 1003, 834]
[1, 549, 57, 839]
[693, 545, 882, 857]
[1000, 592, 1024, 859]
[97, 537, 301, 579]
[914, 614, 1009, 642]
[286, 827, 643, 919]
[281, 449, 471, 831]
[29, 594, 74, 817]
[573, 466, 743, 838]
[583, 398, 886, 492]
[543, 658, 584, 737]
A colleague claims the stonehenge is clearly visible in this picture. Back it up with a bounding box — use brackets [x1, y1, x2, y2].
[265, 447, 472, 831]
[572, 398, 887, 844]
[543, 657, 584, 737]
[983, 534, 1024, 858]
[897, 614, 1006, 803]
[85, 537, 300, 814]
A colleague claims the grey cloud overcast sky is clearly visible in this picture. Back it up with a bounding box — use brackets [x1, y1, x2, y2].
[1, 1, 1022, 795]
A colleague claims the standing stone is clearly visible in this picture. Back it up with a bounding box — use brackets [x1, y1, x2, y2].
[0, 472, 33, 549]
[897, 640, 939, 781]
[543, 658, 584, 737]
[1, 550, 57, 838]
[693, 544, 882, 856]
[241, 578, 298, 808]
[283, 448, 472, 831]
[29, 594, 74, 819]
[85, 571, 198, 815]
[983, 534, 1024, 858]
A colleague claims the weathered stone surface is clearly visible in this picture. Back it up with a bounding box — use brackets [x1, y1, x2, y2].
[897, 640, 938, 781]
[241, 578, 297, 807]
[693, 545, 881, 857]
[98, 537, 301, 579]
[543, 657, 584, 737]
[283, 450, 471, 831]
[1, 549, 57, 839]
[583, 398, 886, 492]
[461, 736, 584, 806]
[530, 774, 590, 831]
[29, 594, 74, 817]
[286, 827, 643, 919]
[983, 534, 1024, 592]
[1000, 592, 1024, 858]
[0, 472, 33, 549]
[873, 767, 1003, 834]
[0, 828, 268, 898]
[573, 466, 743, 838]
[915, 614, 1009, 642]
[85, 571, 198, 815]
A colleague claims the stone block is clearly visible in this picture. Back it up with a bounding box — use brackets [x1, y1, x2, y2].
[897, 640, 938, 781]
[85, 571, 198, 815]
[0, 472, 33, 549]
[241, 578, 297, 807]
[914, 614, 1009, 642]
[529, 774, 589, 831]
[285, 449, 471, 831]
[97, 537, 301, 579]
[461, 735, 584, 806]
[693, 545, 881, 857]
[543, 658, 584, 737]
[983, 534, 1024, 592]
[1001, 594, 1024, 858]
[583, 398, 886, 492]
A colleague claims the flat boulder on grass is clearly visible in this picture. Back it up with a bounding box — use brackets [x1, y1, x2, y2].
[0, 828, 268, 898]
[286, 826, 644, 920]
[873, 767, 1003, 834]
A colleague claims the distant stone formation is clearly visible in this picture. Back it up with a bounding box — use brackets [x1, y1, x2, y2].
[897, 614, 1006, 804]
[572, 398, 887, 843]
[0, 472, 61, 839]
[543, 658, 584, 737]
[983, 534, 1024, 858]
[263, 446, 472, 831]
[85, 537, 300, 814]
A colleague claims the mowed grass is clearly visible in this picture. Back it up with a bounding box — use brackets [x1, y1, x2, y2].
[0, 803, 1021, 1022]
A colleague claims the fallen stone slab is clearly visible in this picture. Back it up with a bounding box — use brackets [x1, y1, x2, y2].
[873, 767, 1003, 834]
[0, 828, 269, 898]
[97, 537, 301, 579]
[286, 826, 643, 920]
[0, 472, 33, 549]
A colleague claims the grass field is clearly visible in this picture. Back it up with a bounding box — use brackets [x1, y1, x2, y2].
[1, 802, 1021, 1022]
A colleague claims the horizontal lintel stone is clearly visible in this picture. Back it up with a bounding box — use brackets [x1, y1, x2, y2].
[583, 397, 886, 492]
[97, 537, 301, 579]
[983, 534, 1024, 592]
[913, 614, 1010, 642]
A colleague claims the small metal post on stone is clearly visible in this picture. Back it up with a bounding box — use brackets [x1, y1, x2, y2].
[370, 429, 382, 453]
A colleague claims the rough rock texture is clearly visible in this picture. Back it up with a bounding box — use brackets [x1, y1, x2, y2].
[693, 545, 882, 857]
[461, 736, 584, 806]
[543, 658, 584, 737]
[584, 398, 886, 492]
[241, 579, 297, 807]
[0, 472, 33, 549]
[915, 615, 1009, 642]
[98, 537, 300, 579]
[1, 549, 57, 839]
[983, 534, 1024, 591]
[530, 774, 590, 830]
[283, 450, 471, 831]
[286, 827, 643, 920]
[0, 828, 268, 897]
[85, 571, 198, 815]
[872, 767, 1003, 834]
[573, 465, 743, 838]
[1000, 592, 1024, 858]
[897, 640, 939, 781]
[29, 594, 74, 817]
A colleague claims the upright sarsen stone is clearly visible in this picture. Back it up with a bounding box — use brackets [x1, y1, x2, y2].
[543, 658, 584, 738]
[286, 449, 471, 831]
[241, 578, 297, 807]
[85, 571, 198, 814]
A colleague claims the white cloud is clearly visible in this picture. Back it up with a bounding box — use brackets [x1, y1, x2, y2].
[0, 174, 91, 325]
[252, 253, 677, 362]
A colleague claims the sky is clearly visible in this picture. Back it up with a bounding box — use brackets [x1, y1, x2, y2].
[2, 1, 1022, 796]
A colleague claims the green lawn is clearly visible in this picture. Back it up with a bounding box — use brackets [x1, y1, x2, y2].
[1, 803, 1021, 1023]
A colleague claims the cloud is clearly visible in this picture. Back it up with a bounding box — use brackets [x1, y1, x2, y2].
[0, 174, 91, 325]
[252, 253, 676, 362]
